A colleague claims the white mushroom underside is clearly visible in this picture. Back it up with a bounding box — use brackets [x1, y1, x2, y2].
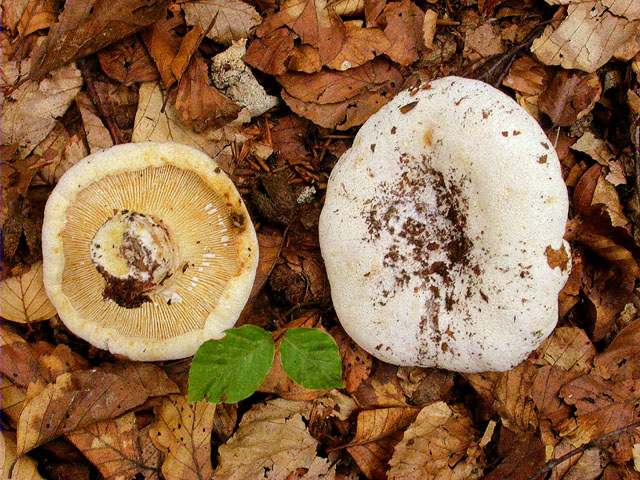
[319, 77, 571, 372]
[42, 142, 258, 361]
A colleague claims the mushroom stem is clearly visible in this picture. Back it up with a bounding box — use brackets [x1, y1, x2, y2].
[90, 211, 176, 307]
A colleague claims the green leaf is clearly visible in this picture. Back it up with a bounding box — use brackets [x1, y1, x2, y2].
[280, 328, 344, 390]
[188, 325, 275, 404]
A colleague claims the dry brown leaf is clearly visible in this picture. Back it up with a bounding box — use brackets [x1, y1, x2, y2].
[463, 22, 505, 62]
[595, 320, 640, 381]
[270, 116, 311, 164]
[0, 262, 56, 323]
[67, 412, 161, 480]
[538, 70, 601, 127]
[347, 432, 403, 480]
[215, 398, 334, 479]
[388, 401, 484, 480]
[423, 9, 437, 49]
[16, 0, 57, 36]
[1, 0, 30, 32]
[1, 377, 27, 425]
[97, 35, 159, 86]
[149, 395, 214, 480]
[29, 0, 166, 80]
[244, 28, 297, 75]
[132, 81, 235, 159]
[16, 363, 178, 453]
[258, 0, 346, 66]
[584, 263, 635, 341]
[0, 63, 82, 159]
[175, 56, 240, 132]
[571, 131, 615, 165]
[532, 1, 640, 73]
[182, 0, 262, 45]
[170, 26, 204, 82]
[502, 55, 550, 96]
[278, 58, 401, 104]
[348, 407, 419, 446]
[354, 363, 408, 408]
[87, 79, 139, 144]
[591, 176, 630, 229]
[1, 432, 44, 480]
[282, 87, 398, 130]
[559, 249, 583, 317]
[381, 0, 424, 66]
[559, 374, 640, 454]
[76, 92, 114, 153]
[485, 428, 545, 480]
[30, 122, 88, 186]
[142, 16, 182, 88]
[331, 326, 372, 393]
[327, 25, 390, 71]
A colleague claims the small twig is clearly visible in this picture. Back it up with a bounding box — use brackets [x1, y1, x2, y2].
[526, 420, 640, 480]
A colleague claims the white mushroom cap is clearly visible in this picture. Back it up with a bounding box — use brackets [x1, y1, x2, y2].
[43, 142, 258, 361]
[319, 76, 571, 373]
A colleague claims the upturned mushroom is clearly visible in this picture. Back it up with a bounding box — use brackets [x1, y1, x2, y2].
[43, 142, 258, 361]
[319, 76, 571, 372]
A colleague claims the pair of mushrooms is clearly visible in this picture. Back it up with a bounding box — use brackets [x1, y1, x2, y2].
[43, 77, 570, 371]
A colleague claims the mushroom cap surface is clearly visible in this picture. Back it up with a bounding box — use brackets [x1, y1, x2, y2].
[319, 76, 571, 372]
[43, 142, 258, 361]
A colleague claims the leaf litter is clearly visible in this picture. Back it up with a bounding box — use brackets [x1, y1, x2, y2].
[1, 0, 640, 478]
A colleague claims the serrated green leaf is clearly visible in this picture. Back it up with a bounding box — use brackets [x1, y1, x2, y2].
[280, 328, 344, 390]
[188, 325, 275, 404]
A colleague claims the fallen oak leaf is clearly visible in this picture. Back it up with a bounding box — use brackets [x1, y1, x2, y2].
[16, 363, 178, 453]
[29, 0, 166, 80]
[67, 412, 161, 480]
[0, 63, 82, 159]
[0, 261, 56, 323]
[388, 401, 485, 480]
[181, 0, 261, 46]
[149, 395, 214, 480]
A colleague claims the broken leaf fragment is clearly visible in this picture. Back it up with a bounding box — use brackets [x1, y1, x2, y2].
[182, 0, 262, 46]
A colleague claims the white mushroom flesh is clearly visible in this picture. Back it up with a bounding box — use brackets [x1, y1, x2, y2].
[319, 76, 571, 373]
